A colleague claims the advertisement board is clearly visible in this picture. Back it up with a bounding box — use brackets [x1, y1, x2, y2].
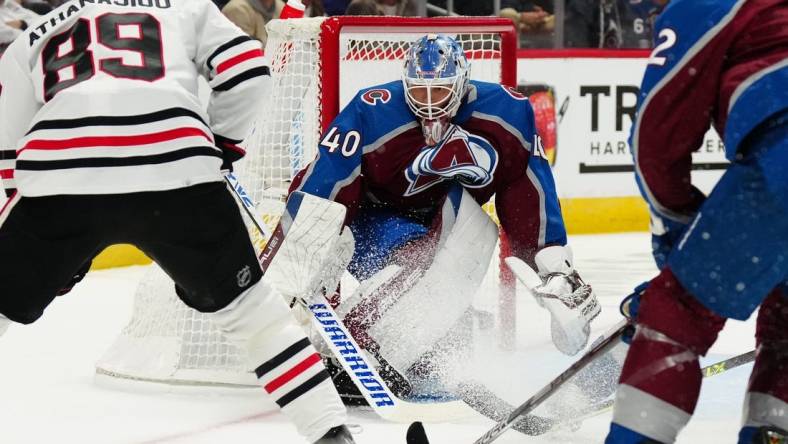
[516, 52, 726, 232]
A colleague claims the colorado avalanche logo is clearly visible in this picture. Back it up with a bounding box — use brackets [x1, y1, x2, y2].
[404, 126, 498, 196]
[361, 88, 391, 105]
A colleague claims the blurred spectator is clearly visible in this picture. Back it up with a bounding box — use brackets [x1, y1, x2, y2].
[500, 1, 552, 35]
[565, 0, 653, 48]
[304, 0, 325, 17]
[376, 0, 417, 16]
[0, 0, 38, 52]
[345, 0, 382, 15]
[448, 1, 493, 16]
[222, 0, 284, 44]
[214, 0, 231, 9]
[323, 0, 349, 15]
[21, 0, 52, 14]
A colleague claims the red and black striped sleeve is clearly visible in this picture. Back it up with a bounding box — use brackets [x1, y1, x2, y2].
[194, 2, 271, 152]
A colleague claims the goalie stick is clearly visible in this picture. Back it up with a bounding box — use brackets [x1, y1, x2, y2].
[225, 175, 477, 423]
[224, 173, 271, 239]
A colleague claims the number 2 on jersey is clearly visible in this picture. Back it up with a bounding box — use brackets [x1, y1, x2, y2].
[42, 13, 164, 101]
[648, 28, 677, 67]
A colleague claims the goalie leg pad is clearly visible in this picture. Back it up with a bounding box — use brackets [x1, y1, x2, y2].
[368, 187, 498, 372]
[209, 279, 347, 443]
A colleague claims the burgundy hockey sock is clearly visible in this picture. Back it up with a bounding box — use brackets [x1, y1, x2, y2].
[743, 289, 788, 432]
[610, 269, 726, 442]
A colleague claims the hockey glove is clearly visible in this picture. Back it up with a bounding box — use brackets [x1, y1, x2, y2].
[57, 259, 92, 296]
[506, 246, 601, 356]
[214, 134, 246, 173]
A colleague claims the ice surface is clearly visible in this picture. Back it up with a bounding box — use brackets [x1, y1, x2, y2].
[0, 233, 756, 443]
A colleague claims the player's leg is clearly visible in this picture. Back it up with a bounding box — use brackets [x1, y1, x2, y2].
[738, 286, 788, 443]
[132, 183, 347, 443]
[0, 193, 105, 333]
[607, 126, 788, 443]
[606, 269, 726, 443]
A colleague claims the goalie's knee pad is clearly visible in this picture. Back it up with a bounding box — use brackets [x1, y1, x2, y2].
[368, 186, 498, 372]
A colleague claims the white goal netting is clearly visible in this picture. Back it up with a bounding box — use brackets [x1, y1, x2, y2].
[96, 16, 518, 387]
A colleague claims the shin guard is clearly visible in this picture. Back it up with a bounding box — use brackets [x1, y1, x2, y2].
[210, 280, 346, 442]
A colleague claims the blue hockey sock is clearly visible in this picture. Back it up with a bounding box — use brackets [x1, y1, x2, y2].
[606, 422, 664, 444]
[739, 426, 759, 444]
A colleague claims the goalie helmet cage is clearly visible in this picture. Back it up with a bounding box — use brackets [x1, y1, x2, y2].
[95, 16, 519, 388]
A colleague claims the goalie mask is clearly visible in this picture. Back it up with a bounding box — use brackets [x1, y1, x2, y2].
[403, 34, 470, 146]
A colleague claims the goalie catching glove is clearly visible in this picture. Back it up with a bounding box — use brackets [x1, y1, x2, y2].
[505, 246, 600, 356]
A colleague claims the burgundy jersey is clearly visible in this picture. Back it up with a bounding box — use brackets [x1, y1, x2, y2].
[632, 0, 788, 223]
[292, 80, 567, 262]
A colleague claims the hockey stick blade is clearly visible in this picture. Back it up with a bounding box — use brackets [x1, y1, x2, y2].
[308, 300, 476, 422]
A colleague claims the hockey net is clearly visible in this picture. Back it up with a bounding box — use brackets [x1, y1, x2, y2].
[96, 16, 518, 387]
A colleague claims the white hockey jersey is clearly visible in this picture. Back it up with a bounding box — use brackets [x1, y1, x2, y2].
[0, 0, 270, 197]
